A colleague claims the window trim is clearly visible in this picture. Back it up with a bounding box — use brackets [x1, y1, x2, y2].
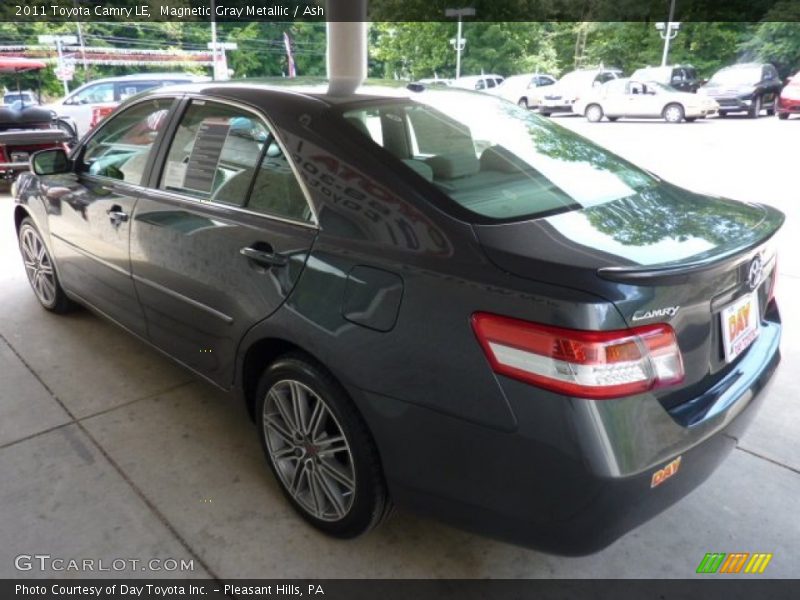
[150, 93, 319, 228]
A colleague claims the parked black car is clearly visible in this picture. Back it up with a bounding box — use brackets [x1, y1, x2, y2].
[13, 82, 783, 555]
[630, 65, 701, 93]
[700, 63, 782, 117]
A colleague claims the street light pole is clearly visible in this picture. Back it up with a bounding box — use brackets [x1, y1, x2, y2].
[657, 0, 680, 67]
[445, 7, 475, 80]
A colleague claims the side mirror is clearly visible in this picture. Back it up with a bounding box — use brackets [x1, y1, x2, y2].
[31, 148, 70, 176]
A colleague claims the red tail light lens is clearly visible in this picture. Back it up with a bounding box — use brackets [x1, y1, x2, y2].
[471, 313, 684, 399]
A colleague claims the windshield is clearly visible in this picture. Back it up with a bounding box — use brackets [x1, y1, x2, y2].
[557, 71, 597, 87]
[709, 67, 761, 86]
[632, 67, 668, 81]
[342, 90, 656, 222]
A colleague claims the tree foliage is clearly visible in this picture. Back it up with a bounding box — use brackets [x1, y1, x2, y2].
[1, 20, 798, 101]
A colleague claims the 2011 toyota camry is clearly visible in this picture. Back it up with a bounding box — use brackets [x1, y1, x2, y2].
[12, 81, 782, 555]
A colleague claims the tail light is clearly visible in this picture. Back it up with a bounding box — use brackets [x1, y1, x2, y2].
[472, 313, 684, 399]
[768, 257, 778, 304]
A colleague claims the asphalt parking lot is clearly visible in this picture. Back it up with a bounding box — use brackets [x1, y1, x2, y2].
[1, 113, 798, 579]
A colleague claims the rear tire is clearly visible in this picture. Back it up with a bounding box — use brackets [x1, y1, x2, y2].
[585, 104, 603, 123]
[778, 112, 789, 120]
[719, 111, 728, 118]
[663, 103, 684, 123]
[255, 353, 392, 538]
[18, 218, 75, 314]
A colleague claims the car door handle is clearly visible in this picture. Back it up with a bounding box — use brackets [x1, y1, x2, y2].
[107, 206, 128, 226]
[240, 245, 288, 268]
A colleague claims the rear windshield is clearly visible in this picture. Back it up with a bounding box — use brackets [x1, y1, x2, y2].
[342, 91, 656, 222]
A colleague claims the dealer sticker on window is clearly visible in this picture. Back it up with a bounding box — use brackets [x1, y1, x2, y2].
[721, 291, 760, 363]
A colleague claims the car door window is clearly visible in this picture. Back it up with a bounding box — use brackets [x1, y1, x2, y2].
[246, 138, 312, 222]
[159, 101, 268, 206]
[475, 80, 486, 90]
[628, 81, 646, 95]
[116, 82, 158, 102]
[79, 98, 173, 185]
[69, 82, 114, 105]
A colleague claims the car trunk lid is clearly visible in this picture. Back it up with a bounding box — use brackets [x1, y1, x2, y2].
[473, 183, 783, 409]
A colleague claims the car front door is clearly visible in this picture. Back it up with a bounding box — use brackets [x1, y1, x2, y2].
[46, 97, 177, 337]
[129, 98, 318, 386]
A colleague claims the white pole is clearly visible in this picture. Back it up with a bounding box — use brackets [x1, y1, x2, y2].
[210, 0, 218, 80]
[56, 38, 68, 94]
[661, 0, 676, 66]
[456, 16, 463, 80]
[326, 0, 368, 96]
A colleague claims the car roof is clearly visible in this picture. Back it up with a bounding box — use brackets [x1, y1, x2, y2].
[149, 78, 430, 107]
[719, 63, 765, 70]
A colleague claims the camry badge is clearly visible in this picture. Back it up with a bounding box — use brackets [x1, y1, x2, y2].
[747, 255, 764, 291]
[632, 305, 680, 321]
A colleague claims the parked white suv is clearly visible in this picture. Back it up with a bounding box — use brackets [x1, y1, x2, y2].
[47, 73, 209, 138]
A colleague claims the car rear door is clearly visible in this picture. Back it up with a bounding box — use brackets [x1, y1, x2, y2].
[129, 97, 318, 387]
[47, 96, 178, 337]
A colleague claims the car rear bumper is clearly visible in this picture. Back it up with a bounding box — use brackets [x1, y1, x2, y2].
[777, 97, 800, 113]
[356, 307, 781, 555]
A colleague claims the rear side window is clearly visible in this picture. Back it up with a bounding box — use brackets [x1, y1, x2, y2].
[343, 93, 656, 222]
[160, 101, 269, 206]
[80, 98, 172, 185]
[159, 100, 311, 221]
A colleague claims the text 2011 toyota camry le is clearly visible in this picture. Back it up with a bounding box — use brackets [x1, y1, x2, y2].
[12, 82, 782, 555]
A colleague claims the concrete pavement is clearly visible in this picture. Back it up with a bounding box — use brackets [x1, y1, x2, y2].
[1, 115, 798, 578]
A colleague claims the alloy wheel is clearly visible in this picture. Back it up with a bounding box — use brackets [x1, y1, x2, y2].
[586, 105, 603, 122]
[262, 379, 356, 521]
[664, 104, 684, 123]
[20, 226, 57, 308]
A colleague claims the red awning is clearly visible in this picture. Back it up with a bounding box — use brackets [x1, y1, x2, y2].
[0, 57, 47, 73]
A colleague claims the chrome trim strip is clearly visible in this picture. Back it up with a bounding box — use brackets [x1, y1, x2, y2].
[138, 187, 319, 230]
[51, 234, 129, 277]
[131, 273, 234, 324]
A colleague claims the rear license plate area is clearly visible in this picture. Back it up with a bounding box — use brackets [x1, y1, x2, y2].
[721, 291, 760, 363]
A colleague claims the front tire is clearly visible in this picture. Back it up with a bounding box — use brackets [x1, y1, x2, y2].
[517, 97, 529, 109]
[663, 103, 684, 123]
[18, 218, 74, 313]
[585, 104, 603, 122]
[255, 353, 392, 538]
[748, 95, 761, 118]
[778, 112, 789, 120]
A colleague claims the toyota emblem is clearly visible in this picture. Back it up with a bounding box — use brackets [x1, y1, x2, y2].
[747, 255, 764, 291]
